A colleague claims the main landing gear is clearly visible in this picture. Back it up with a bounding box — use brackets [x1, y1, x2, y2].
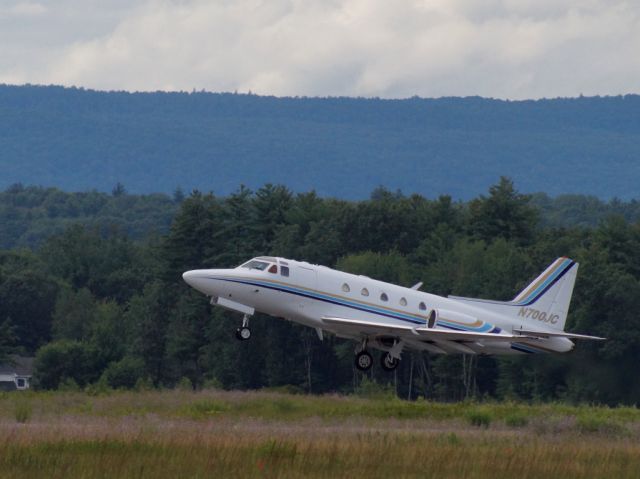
[354, 339, 401, 372]
[355, 351, 373, 371]
[381, 353, 399, 371]
[235, 314, 251, 341]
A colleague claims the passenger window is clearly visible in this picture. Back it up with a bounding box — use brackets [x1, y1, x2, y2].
[399, 297, 407, 306]
[419, 302, 427, 311]
[361, 288, 369, 296]
[281, 266, 290, 277]
[380, 293, 388, 302]
[342, 283, 351, 293]
[268, 264, 278, 274]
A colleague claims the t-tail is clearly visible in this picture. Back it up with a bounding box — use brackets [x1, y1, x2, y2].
[449, 258, 604, 340]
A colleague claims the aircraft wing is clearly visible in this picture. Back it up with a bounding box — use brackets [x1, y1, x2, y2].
[321, 316, 536, 342]
[515, 329, 606, 341]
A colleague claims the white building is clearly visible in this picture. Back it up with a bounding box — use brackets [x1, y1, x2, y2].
[0, 356, 34, 391]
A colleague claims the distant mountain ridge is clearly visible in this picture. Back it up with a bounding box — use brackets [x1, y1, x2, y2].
[1, 84, 639, 199]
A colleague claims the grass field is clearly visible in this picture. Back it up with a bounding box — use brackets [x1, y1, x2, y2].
[1, 389, 640, 478]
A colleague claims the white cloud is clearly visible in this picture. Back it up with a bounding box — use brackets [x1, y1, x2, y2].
[2, 0, 640, 98]
[0, 2, 47, 16]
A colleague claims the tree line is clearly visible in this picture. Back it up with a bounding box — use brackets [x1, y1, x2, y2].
[0, 178, 638, 403]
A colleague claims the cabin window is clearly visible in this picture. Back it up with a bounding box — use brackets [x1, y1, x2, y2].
[361, 288, 369, 296]
[281, 266, 290, 277]
[399, 297, 407, 306]
[380, 292, 388, 302]
[342, 283, 351, 293]
[268, 264, 278, 274]
[16, 378, 25, 388]
[419, 302, 427, 311]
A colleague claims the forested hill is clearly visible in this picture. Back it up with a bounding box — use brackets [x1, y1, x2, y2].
[1, 84, 640, 199]
[5, 183, 640, 249]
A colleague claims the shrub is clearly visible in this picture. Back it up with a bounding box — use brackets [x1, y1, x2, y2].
[177, 377, 193, 391]
[201, 377, 223, 390]
[355, 377, 395, 399]
[14, 400, 32, 423]
[85, 375, 111, 396]
[576, 416, 625, 435]
[134, 377, 155, 392]
[102, 357, 144, 389]
[34, 340, 100, 389]
[467, 410, 492, 428]
[504, 413, 528, 428]
[58, 377, 81, 392]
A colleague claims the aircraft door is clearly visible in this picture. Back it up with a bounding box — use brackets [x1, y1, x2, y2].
[295, 266, 318, 317]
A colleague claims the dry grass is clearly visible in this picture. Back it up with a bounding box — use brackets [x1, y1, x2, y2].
[1, 390, 639, 478]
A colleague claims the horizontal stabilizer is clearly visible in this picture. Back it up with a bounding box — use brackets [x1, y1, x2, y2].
[515, 329, 606, 341]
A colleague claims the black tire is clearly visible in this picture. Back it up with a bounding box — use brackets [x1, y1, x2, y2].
[381, 353, 399, 371]
[355, 351, 373, 371]
[238, 327, 251, 341]
[235, 329, 243, 340]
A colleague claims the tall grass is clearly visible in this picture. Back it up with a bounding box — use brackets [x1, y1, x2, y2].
[2, 389, 640, 426]
[2, 432, 639, 478]
[1, 390, 640, 477]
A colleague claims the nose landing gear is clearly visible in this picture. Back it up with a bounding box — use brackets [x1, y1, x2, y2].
[235, 314, 251, 341]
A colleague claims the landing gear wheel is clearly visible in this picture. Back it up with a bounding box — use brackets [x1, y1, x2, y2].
[235, 327, 251, 341]
[381, 353, 399, 371]
[355, 351, 373, 371]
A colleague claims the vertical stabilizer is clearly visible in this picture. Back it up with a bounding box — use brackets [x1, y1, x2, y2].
[448, 258, 579, 331]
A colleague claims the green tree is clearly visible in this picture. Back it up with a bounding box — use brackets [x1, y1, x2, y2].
[468, 177, 538, 246]
[0, 270, 59, 353]
[34, 340, 100, 389]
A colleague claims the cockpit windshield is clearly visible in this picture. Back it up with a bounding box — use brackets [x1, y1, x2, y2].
[240, 260, 270, 271]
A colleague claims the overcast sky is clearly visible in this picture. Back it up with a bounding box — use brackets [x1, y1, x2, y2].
[1, 0, 639, 99]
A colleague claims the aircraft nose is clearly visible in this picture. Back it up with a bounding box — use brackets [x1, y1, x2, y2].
[182, 270, 197, 286]
[182, 269, 229, 295]
[182, 270, 211, 292]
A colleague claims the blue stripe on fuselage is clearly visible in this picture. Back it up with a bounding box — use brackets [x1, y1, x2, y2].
[208, 276, 500, 335]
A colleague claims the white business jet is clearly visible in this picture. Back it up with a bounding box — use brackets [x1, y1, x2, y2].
[183, 256, 604, 372]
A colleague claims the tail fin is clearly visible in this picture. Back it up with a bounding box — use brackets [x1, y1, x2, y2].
[448, 257, 579, 331]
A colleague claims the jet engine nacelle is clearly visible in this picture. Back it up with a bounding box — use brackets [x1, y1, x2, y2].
[436, 308, 481, 328]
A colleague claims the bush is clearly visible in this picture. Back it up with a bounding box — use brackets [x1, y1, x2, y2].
[177, 377, 193, 391]
[85, 375, 111, 396]
[101, 356, 144, 389]
[134, 377, 155, 392]
[504, 413, 528, 428]
[34, 340, 100, 389]
[14, 400, 32, 423]
[58, 377, 81, 392]
[576, 416, 625, 435]
[467, 410, 492, 428]
[354, 377, 395, 399]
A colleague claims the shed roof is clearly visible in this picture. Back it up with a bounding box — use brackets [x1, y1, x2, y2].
[0, 356, 34, 376]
